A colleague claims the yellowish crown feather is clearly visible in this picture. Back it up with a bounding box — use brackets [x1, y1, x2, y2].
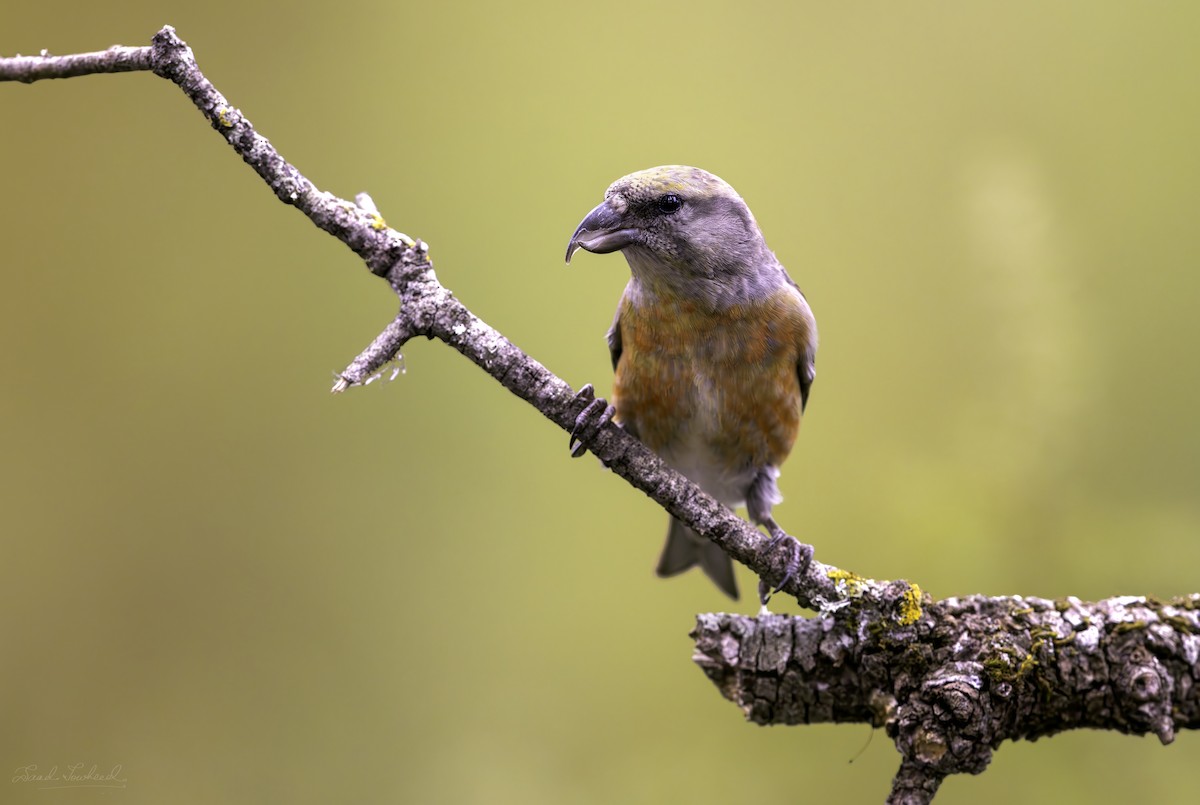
[606, 165, 738, 203]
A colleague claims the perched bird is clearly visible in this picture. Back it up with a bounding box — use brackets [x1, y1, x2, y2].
[565, 166, 817, 600]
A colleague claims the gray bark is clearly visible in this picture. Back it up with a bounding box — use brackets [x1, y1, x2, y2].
[693, 593, 1200, 802]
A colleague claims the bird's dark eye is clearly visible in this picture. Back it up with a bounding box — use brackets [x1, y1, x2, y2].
[656, 193, 682, 214]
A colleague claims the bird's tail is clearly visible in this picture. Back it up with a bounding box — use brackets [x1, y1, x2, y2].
[655, 518, 739, 600]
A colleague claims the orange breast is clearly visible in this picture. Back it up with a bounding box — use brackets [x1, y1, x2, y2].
[613, 286, 814, 470]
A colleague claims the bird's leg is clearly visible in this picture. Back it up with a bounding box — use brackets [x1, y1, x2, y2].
[756, 516, 813, 604]
[747, 469, 814, 605]
[568, 383, 616, 458]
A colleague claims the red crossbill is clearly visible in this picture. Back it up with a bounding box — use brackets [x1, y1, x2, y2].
[566, 166, 817, 600]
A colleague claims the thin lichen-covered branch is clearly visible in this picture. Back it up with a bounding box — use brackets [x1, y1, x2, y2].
[4, 27, 1197, 804]
[0, 25, 837, 611]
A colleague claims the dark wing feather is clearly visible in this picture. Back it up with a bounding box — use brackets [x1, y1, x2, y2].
[799, 352, 815, 412]
[780, 266, 816, 412]
[604, 305, 641, 440]
[606, 306, 623, 371]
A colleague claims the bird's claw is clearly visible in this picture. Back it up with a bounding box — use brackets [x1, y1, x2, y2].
[569, 384, 615, 458]
[757, 525, 814, 606]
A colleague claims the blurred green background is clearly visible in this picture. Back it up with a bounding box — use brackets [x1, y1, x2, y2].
[3, 2, 1198, 802]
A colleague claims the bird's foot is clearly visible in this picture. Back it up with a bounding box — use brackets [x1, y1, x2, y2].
[757, 521, 814, 606]
[568, 383, 615, 458]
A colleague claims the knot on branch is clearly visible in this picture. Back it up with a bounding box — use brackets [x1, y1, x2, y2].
[149, 26, 193, 81]
[386, 242, 436, 302]
[1114, 644, 1175, 744]
[890, 662, 994, 776]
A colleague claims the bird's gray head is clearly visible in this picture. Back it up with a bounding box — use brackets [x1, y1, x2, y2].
[565, 166, 775, 296]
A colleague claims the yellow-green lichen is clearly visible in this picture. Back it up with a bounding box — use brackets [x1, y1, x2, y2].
[216, 105, 234, 128]
[827, 569, 868, 597]
[1164, 615, 1198, 635]
[983, 645, 1028, 684]
[1113, 620, 1148, 635]
[1029, 626, 1056, 643]
[369, 212, 387, 231]
[897, 582, 923, 626]
[983, 656, 1014, 683]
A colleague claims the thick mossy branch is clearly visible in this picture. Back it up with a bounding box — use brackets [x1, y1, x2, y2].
[694, 593, 1200, 800]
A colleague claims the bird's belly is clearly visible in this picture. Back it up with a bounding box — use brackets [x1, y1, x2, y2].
[656, 395, 762, 508]
[614, 329, 802, 507]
